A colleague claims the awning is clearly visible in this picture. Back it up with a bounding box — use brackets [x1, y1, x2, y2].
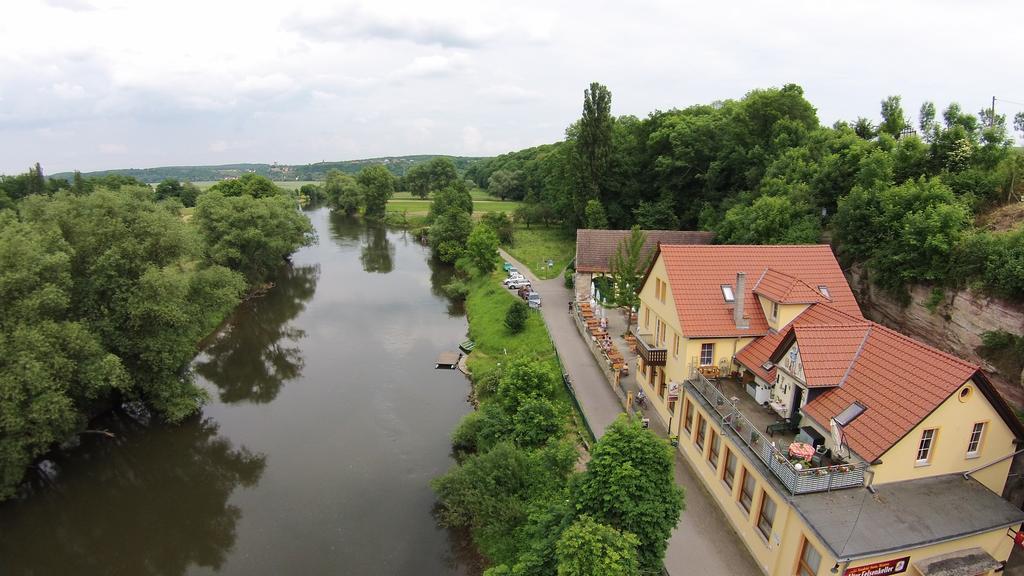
[912, 547, 1001, 576]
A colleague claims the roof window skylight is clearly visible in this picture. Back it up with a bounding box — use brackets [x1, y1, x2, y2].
[721, 284, 735, 302]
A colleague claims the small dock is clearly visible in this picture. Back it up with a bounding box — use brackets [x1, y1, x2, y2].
[435, 352, 462, 370]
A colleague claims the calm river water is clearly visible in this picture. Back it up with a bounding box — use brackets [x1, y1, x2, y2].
[0, 208, 481, 575]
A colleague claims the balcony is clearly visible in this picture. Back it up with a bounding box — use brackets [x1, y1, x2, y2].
[687, 372, 866, 495]
[632, 331, 667, 366]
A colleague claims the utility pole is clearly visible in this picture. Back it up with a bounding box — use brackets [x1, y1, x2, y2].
[992, 96, 997, 128]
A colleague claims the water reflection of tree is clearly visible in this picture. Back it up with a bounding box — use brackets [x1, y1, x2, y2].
[427, 256, 466, 317]
[360, 224, 395, 274]
[328, 211, 362, 246]
[0, 413, 265, 576]
[195, 264, 319, 404]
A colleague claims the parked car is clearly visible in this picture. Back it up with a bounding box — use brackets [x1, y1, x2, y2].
[506, 267, 519, 277]
[507, 278, 531, 289]
[502, 262, 514, 272]
[527, 292, 542, 308]
[503, 274, 527, 287]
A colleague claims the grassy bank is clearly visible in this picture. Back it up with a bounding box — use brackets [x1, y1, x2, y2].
[386, 199, 523, 215]
[463, 271, 591, 441]
[504, 225, 576, 280]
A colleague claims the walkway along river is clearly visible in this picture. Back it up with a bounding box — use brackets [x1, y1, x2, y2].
[0, 208, 482, 575]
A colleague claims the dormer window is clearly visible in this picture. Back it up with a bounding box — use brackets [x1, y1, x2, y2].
[818, 285, 830, 299]
[770, 301, 779, 321]
[721, 285, 735, 302]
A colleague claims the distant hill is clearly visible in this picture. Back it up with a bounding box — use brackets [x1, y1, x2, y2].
[50, 155, 486, 183]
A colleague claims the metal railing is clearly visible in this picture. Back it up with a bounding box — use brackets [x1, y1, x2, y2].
[688, 372, 866, 495]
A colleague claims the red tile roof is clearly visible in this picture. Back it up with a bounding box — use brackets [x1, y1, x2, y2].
[736, 303, 993, 462]
[790, 325, 871, 388]
[657, 245, 859, 338]
[575, 229, 714, 273]
[802, 323, 981, 462]
[754, 268, 831, 305]
[736, 303, 865, 383]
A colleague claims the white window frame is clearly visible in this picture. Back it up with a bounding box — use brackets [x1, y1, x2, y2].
[700, 343, 714, 366]
[721, 284, 735, 302]
[916, 428, 936, 465]
[966, 422, 985, 458]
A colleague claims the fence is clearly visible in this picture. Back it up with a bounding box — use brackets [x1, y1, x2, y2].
[545, 328, 596, 443]
[688, 372, 866, 495]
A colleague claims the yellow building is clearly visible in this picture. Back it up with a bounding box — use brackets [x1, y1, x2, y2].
[634, 244, 1024, 576]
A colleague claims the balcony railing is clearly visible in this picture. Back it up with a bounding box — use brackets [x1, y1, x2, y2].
[688, 372, 866, 495]
[632, 331, 667, 366]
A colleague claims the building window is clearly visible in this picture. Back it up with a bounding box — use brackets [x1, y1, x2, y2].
[756, 491, 776, 541]
[700, 343, 714, 366]
[658, 321, 667, 346]
[817, 285, 830, 299]
[644, 306, 649, 328]
[648, 365, 656, 386]
[673, 333, 680, 358]
[723, 448, 737, 489]
[708, 428, 721, 470]
[967, 422, 985, 458]
[655, 278, 661, 301]
[796, 537, 822, 576]
[683, 400, 694, 435]
[695, 414, 707, 452]
[739, 468, 755, 512]
[659, 278, 667, 303]
[917, 428, 937, 465]
[721, 284, 735, 302]
[658, 369, 667, 399]
[668, 398, 676, 414]
[770, 301, 779, 321]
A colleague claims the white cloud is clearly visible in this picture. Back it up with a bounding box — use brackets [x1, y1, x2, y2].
[0, 0, 1022, 173]
[98, 143, 126, 154]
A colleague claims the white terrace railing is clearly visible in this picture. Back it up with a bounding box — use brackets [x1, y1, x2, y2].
[688, 372, 866, 495]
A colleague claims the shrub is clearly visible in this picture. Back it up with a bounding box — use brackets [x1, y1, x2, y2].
[513, 398, 564, 448]
[443, 279, 469, 300]
[505, 300, 529, 334]
[563, 268, 574, 289]
[452, 411, 483, 455]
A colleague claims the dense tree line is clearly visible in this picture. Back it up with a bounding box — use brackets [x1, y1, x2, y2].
[434, 358, 682, 575]
[467, 83, 1024, 299]
[0, 169, 313, 499]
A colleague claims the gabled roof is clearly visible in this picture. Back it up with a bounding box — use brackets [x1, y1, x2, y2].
[802, 323, 983, 462]
[654, 244, 860, 338]
[737, 303, 865, 383]
[737, 303, 1024, 462]
[574, 229, 714, 273]
[784, 325, 871, 388]
[754, 268, 831, 305]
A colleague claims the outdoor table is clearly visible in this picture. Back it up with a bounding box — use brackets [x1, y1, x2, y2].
[788, 442, 816, 461]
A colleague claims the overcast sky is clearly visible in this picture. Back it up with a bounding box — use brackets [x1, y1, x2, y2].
[2, 0, 1022, 175]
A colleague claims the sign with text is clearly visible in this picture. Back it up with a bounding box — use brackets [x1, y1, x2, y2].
[844, 557, 909, 576]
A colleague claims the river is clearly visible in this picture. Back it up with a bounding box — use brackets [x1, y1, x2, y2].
[0, 208, 481, 575]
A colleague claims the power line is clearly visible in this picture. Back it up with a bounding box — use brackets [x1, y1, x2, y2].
[994, 97, 1024, 108]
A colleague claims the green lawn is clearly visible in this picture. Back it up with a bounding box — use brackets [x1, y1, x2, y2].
[193, 180, 319, 191]
[463, 272, 590, 439]
[504, 226, 576, 280]
[385, 199, 522, 215]
[392, 188, 497, 201]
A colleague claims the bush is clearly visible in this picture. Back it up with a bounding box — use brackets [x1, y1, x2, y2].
[505, 300, 529, 334]
[452, 411, 483, 455]
[475, 368, 501, 400]
[443, 279, 469, 300]
[498, 356, 556, 413]
[513, 398, 564, 448]
[563, 268, 574, 289]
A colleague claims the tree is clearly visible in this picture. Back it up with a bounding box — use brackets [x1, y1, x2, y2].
[504, 300, 529, 335]
[488, 169, 516, 200]
[208, 173, 283, 198]
[879, 95, 909, 139]
[632, 193, 678, 230]
[573, 415, 684, 574]
[429, 181, 474, 222]
[853, 117, 877, 140]
[919, 102, 937, 141]
[482, 211, 515, 244]
[155, 178, 184, 201]
[555, 515, 640, 576]
[572, 82, 613, 224]
[584, 199, 609, 229]
[324, 169, 362, 215]
[512, 398, 564, 449]
[356, 165, 395, 218]
[430, 208, 473, 263]
[466, 224, 500, 275]
[497, 356, 556, 414]
[609, 227, 650, 330]
[194, 191, 316, 284]
[406, 158, 459, 198]
[715, 193, 821, 245]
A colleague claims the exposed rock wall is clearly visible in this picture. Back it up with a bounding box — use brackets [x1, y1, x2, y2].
[847, 265, 1024, 408]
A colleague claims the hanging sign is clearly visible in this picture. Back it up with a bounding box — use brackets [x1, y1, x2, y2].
[844, 557, 909, 576]
[668, 382, 680, 400]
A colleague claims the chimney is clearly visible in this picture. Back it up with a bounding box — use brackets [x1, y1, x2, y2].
[734, 272, 749, 330]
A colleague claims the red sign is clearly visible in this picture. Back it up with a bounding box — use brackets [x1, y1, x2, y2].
[1015, 529, 1024, 548]
[844, 557, 910, 576]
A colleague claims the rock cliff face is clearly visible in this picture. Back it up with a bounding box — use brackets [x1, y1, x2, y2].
[847, 265, 1024, 408]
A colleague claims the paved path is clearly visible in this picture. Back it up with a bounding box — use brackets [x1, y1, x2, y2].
[500, 250, 762, 576]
